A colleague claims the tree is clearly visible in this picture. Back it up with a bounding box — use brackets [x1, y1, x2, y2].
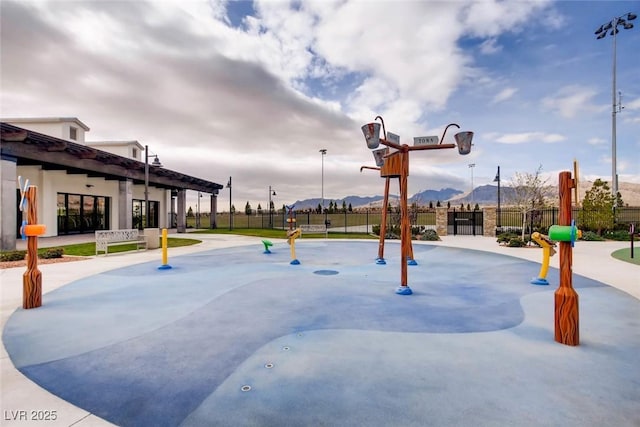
[581, 179, 614, 235]
[231, 204, 236, 213]
[342, 200, 347, 213]
[429, 201, 434, 209]
[436, 200, 441, 207]
[615, 191, 625, 208]
[460, 203, 465, 210]
[466, 203, 471, 211]
[257, 204, 263, 214]
[316, 203, 322, 214]
[506, 165, 552, 241]
[447, 201, 451, 209]
[348, 203, 353, 212]
[244, 201, 252, 215]
[187, 206, 194, 217]
[474, 203, 480, 211]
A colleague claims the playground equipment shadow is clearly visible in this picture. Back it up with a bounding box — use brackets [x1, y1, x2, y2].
[1, 234, 638, 427]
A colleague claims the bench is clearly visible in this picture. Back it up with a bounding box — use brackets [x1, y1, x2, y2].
[299, 224, 327, 236]
[95, 229, 147, 255]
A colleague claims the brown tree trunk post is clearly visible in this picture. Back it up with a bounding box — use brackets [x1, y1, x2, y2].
[554, 171, 579, 346]
[399, 149, 410, 290]
[23, 186, 42, 309]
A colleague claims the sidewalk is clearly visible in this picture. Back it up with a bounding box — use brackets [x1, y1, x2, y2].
[1, 234, 637, 426]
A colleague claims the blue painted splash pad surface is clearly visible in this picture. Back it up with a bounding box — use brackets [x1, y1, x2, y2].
[3, 241, 640, 427]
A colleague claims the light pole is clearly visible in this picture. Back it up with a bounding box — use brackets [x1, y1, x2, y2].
[268, 186, 276, 228]
[226, 177, 232, 230]
[595, 12, 636, 204]
[319, 148, 327, 223]
[494, 166, 501, 229]
[196, 192, 202, 228]
[144, 145, 162, 228]
[468, 163, 475, 206]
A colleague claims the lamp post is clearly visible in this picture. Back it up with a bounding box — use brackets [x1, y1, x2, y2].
[494, 166, 501, 229]
[144, 145, 162, 228]
[468, 163, 475, 205]
[268, 186, 276, 228]
[595, 12, 636, 204]
[226, 177, 232, 230]
[196, 192, 202, 228]
[319, 148, 327, 223]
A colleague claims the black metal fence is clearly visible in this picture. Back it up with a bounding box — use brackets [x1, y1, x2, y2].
[497, 207, 640, 234]
[211, 210, 437, 232]
[201, 206, 640, 234]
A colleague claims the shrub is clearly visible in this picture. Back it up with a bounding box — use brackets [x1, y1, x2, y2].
[419, 229, 440, 241]
[0, 250, 26, 262]
[507, 237, 526, 247]
[603, 230, 632, 241]
[497, 232, 519, 245]
[39, 247, 64, 259]
[580, 231, 605, 241]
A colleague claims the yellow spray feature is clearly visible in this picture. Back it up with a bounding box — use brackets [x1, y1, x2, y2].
[158, 228, 172, 270]
[530, 232, 556, 285]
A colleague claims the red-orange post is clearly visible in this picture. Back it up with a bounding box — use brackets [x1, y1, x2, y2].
[23, 186, 42, 309]
[554, 171, 579, 346]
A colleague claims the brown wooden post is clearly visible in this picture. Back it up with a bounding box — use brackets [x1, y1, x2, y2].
[378, 177, 390, 261]
[23, 186, 42, 309]
[399, 148, 410, 289]
[554, 171, 579, 346]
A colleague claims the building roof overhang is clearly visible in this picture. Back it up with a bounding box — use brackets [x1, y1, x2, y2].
[0, 122, 222, 194]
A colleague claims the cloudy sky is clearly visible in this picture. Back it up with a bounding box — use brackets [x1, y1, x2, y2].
[2, 0, 639, 210]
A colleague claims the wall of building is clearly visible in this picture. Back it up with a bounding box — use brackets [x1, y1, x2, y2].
[4, 120, 87, 143]
[16, 165, 168, 236]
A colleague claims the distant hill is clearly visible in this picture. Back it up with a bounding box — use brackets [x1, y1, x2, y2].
[409, 188, 463, 204]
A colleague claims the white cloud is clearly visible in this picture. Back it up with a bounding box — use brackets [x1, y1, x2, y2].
[491, 87, 517, 104]
[587, 137, 606, 146]
[479, 38, 502, 55]
[488, 132, 566, 144]
[541, 85, 602, 119]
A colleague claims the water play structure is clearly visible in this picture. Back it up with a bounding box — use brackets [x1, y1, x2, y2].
[553, 170, 580, 346]
[360, 116, 473, 294]
[18, 176, 46, 309]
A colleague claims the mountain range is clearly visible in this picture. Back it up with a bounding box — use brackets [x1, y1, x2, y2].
[290, 181, 640, 210]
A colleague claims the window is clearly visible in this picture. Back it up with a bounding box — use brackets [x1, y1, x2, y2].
[132, 147, 138, 159]
[69, 126, 78, 140]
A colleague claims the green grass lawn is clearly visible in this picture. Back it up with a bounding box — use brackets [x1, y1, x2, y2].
[189, 228, 376, 240]
[611, 247, 640, 266]
[60, 237, 202, 256]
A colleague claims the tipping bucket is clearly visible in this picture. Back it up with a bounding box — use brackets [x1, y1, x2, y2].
[454, 131, 474, 155]
[361, 123, 381, 149]
[372, 148, 388, 167]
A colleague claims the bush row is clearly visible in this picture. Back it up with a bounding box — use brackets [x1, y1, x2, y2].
[0, 247, 65, 262]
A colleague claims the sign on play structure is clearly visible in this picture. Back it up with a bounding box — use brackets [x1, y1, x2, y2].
[413, 135, 439, 146]
[387, 132, 400, 144]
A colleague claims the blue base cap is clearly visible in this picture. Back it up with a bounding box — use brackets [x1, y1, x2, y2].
[395, 286, 413, 295]
[407, 259, 418, 266]
[263, 250, 272, 254]
[290, 259, 300, 265]
[530, 278, 549, 286]
[157, 265, 172, 270]
[376, 258, 386, 265]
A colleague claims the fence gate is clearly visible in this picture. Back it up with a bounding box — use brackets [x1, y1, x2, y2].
[447, 210, 483, 236]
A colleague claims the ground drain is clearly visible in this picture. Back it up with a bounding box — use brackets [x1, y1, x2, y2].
[241, 385, 251, 392]
[283, 346, 290, 351]
[265, 363, 274, 369]
[314, 270, 339, 275]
